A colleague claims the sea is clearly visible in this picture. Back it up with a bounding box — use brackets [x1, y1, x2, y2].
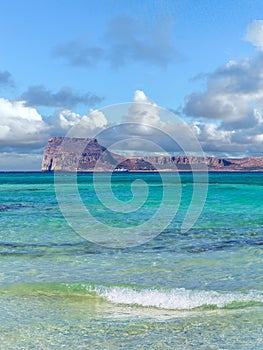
[0, 171, 262, 349]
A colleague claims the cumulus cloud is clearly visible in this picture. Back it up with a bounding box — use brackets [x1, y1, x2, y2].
[0, 93, 108, 154]
[95, 90, 202, 155]
[183, 36, 263, 156]
[44, 89, 263, 156]
[128, 90, 197, 145]
[0, 70, 14, 88]
[0, 98, 50, 149]
[245, 20, 263, 50]
[49, 90, 197, 156]
[21, 85, 103, 108]
[190, 121, 239, 154]
[127, 90, 162, 126]
[58, 83, 263, 158]
[53, 15, 177, 69]
[0, 97, 108, 145]
[83, 109, 108, 129]
[52, 109, 82, 131]
[51, 108, 108, 137]
[184, 54, 263, 129]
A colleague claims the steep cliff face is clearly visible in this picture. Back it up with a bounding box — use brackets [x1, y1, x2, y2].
[42, 137, 263, 172]
[42, 137, 117, 171]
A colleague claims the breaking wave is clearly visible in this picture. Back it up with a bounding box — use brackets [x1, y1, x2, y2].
[89, 284, 263, 310]
[1, 281, 262, 310]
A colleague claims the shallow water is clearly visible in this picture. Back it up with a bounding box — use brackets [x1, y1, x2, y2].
[0, 172, 262, 349]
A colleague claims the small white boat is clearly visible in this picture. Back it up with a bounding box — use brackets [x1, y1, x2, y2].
[114, 168, 129, 172]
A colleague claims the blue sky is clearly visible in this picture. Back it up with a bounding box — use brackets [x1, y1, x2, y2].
[1, 0, 263, 169]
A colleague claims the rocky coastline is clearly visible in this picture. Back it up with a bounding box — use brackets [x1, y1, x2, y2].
[42, 137, 263, 172]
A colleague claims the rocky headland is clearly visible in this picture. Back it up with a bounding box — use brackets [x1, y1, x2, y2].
[42, 137, 263, 172]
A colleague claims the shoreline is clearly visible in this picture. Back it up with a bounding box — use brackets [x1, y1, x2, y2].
[3, 169, 263, 174]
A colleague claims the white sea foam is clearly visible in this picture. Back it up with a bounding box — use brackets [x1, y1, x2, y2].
[92, 285, 263, 310]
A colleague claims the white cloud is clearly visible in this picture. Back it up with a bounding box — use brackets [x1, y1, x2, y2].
[192, 122, 233, 143]
[183, 46, 263, 154]
[0, 98, 108, 169]
[245, 20, 263, 50]
[52, 109, 82, 131]
[188, 106, 263, 155]
[127, 90, 162, 126]
[0, 98, 50, 147]
[190, 121, 238, 154]
[104, 90, 204, 155]
[184, 56, 263, 128]
[83, 109, 108, 129]
[55, 108, 108, 138]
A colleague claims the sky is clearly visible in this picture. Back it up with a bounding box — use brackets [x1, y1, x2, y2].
[1, 0, 263, 170]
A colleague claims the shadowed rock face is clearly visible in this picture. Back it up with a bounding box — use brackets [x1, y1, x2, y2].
[42, 137, 263, 172]
[42, 137, 117, 171]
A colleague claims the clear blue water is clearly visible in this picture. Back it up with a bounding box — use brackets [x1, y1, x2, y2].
[0, 172, 262, 349]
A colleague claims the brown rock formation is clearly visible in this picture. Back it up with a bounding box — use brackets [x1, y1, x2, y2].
[42, 137, 117, 171]
[42, 137, 263, 172]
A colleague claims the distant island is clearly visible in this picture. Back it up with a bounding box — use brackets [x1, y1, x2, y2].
[42, 137, 263, 172]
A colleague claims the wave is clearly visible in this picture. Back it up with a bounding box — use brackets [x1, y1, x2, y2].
[94, 286, 263, 310]
[1, 282, 262, 310]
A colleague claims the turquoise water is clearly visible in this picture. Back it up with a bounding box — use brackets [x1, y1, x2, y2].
[0, 172, 262, 349]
